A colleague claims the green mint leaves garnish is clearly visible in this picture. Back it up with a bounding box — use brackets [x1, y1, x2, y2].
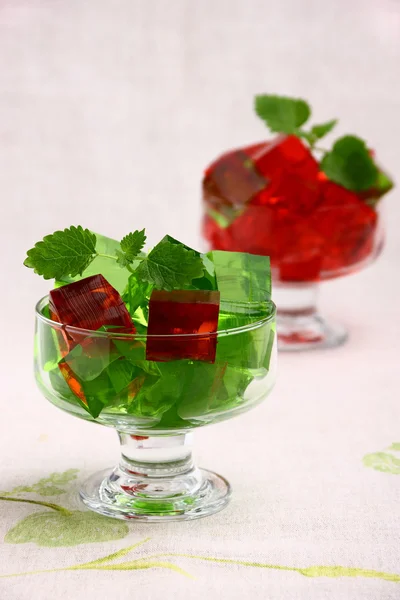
[116, 229, 146, 267]
[299, 119, 338, 146]
[254, 95, 311, 134]
[24, 227, 205, 291]
[135, 238, 204, 291]
[320, 135, 379, 191]
[254, 94, 393, 194]
[23, 226, 97, 280]
[255, 94, 337, 144]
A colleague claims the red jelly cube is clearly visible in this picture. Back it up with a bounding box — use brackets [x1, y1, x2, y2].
[203, 149, 267, 208]
[49, 274, 135, 348]
[246, 135, 319, 182]
[220, 204, 275, 255]
[146, 290, 220, 363]
[216, 204, 324, 282]
[312, 181, 378, 273]
[249, 136, 320, 216]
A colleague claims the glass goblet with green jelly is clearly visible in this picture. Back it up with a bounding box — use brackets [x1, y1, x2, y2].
[28, 227, 276, 521]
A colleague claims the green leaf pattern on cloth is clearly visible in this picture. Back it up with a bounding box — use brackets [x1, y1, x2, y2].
[0, 469, 79, 497]
[0, 469, 129, 547]
[5, 511, 128, 547]
[1, 466, 400, 583]
[1, 538, 400, 583]
[363, 441, 400, 474]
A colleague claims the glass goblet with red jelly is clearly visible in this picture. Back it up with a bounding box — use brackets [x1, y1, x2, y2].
[202, 135, 391, 351]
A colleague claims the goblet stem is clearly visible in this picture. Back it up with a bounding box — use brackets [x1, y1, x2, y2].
[275, 282, 348, 351]
[118, 432, 195, 480]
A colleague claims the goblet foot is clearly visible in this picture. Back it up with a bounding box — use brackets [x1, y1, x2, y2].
[79, 433, 231, 521]
[275, 283, 348, 352]
[277, 312, 348, 351]
[80, 467, 230, 522]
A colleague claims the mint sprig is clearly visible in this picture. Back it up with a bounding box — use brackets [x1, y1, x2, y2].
[298, 119, 338, 146]
[254, 95, 311, 134]
[24, 227, 205, 291]
[116, 229, 146, 267]
[135, 238, 204, 291]
[254, 93, 393, 194]
[255, 94, 337, 145]
[24, 226, 97, 280]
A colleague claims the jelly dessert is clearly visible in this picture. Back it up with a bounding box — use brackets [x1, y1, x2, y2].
[203, 96, 393, 283]
[27, 226, 275, 427]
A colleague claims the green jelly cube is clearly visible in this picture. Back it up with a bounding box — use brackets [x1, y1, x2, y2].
[208, 250, 274, 373]
[48, 367, 83, 409]
[113, 336, 146, 360]
[177, 362, 226, 420]
[216, 314, 275, 375]
[127, 362, 182, 420]
[263, 324, 276, 372]
[112, 335, 162, 378]
[58, 360, 113, 418]
[35, 304, 64, 372]
[57, 338, 145, 418]
[177, 361, 254, 420]
[155, 402, 193, 430]
[221, 364, 254, 401]
[59, 337, 120, 381]
[209, 250, 271, 304]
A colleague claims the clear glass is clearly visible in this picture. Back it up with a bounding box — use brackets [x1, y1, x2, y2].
[34, 295, 276, 520]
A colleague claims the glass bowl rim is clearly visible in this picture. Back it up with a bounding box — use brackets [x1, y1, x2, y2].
[35, 295, 276, 340]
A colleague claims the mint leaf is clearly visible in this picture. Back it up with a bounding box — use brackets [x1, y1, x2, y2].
[297, 119, 337, 147]
[310, 119, 337, 140]
[362, 170, 394, 207]
[116, 229, 146, 267]
[296, 130, 315, 145]
[24, 226, 97, 280]
[375, 170, 394, 196]
[160, 234, 217, 291]
[320, 135, 379, 191]
[254, 94, 311, 134]
[135, 238, 204, 290]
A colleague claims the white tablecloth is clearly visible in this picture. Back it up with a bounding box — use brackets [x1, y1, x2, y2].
[1, 1, 399, 598]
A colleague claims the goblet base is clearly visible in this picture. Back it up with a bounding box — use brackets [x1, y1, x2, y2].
[274, 282, 348, 352]
[80, 467, 231, 522]
[277, 313, 348, 351]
